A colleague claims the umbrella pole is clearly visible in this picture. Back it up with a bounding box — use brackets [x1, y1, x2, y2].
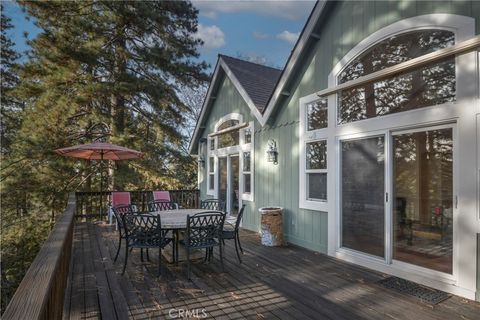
[100, 152, 103, 221]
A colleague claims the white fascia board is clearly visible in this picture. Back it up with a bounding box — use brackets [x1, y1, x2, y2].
[188, 61, 222, 155]
[259, 1, 327, 126]
[218, 58, 265, 124]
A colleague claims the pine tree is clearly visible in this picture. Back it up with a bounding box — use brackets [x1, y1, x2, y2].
[1, 4, 22, 156]
[16, 1, 208, 189]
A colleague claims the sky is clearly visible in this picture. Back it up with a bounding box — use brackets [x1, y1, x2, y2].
[2, 0, 316, 71]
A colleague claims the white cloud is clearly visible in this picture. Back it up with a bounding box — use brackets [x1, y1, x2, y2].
[253, 31, 270, 39]
[193, 1, 315, 21]
[276, 30, 300, 45]
[196, 24, 226, 49]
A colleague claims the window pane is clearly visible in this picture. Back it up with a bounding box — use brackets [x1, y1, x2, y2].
[244, 174, 251, 193]
[339, 30, 454, 83]
[338, 59, 455, 124]
[338, 30, 455, 125]
[306, 141, 327, 170]
[307, 99, 328, 130]
[243, 152, 251, 172]
[209, 157, 214, 173]
[341, 136, 385, 258]
[307, 173, 327, 201]
[209, 174, 214, 190]
[218, 131, 239, 148]
[393, 128, 453, 274]
[244, 128, 252, 143]
[209, 139, 215, 150]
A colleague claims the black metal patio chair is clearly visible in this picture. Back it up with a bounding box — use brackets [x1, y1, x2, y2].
[220, 205, 246, 263]
[121, 214, 173, 276]
[185, 211, 226, 279]
[200, 199, 225, 212]
[112, 204, 136, 262]
[148, 199, 178, 212]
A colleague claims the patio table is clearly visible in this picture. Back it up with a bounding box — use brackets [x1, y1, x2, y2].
[150, 208, 210, 264]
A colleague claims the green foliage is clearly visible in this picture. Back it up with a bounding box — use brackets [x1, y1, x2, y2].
[1, 1, 207, 313]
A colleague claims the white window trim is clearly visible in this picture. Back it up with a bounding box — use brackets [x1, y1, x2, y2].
[322, 14, 477, 300]
[299, 93, 328, 211]
[239, 121, 254, 201]
[208, 113, 255, 201]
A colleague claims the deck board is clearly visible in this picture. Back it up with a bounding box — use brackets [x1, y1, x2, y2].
[64, 222, 480, 320]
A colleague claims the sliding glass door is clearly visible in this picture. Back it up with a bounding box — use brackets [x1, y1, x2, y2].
[392, 127, 453, 274]
[339, 125, 454, 274]
[341, 136, 386, 258]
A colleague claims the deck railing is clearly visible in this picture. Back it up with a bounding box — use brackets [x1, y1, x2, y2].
[2, 193, 76, 320]
[75, 189, 200, 219]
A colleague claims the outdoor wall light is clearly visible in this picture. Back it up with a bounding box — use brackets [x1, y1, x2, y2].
[266, 139, 278, 164]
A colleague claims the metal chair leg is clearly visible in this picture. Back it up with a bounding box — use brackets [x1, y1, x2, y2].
[122, 244, 128, 275]
[158, 247, 162, 277]
[236, 233, 244, 254]
[146, 248, 150, 262]
[114, 236, 122, 262]
[140, 248, 144, 262]
[186, 248, 191, 280]
[219, 244, 224, 271]
[234, 237, 242, 263]
[204, 248, 209, 262]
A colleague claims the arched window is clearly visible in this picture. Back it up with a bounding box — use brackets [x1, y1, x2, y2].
[338, 29, 456, 124]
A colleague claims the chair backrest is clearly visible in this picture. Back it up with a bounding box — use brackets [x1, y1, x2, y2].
[200, 199, 225, 212]
[186, 211, 225, 247]
[122, 214, 168, 246]
[148, 200, 177, 212]
[112, 192, 131, 207]
[234, 205, 246, 231]
[112, 205, 135, 233]
[152, 191, 171, 201]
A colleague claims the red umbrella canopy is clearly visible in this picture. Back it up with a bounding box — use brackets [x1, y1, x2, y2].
[54, 142, 143, 161]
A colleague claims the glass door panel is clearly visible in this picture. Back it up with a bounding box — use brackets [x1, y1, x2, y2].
[230, 156, 240, 216]
[218, 157, 228, 205]
[392, 128, 453, 274]
[341, 136, 385, 258]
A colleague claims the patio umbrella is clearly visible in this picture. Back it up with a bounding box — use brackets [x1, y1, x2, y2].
[54, 142, 143, 219]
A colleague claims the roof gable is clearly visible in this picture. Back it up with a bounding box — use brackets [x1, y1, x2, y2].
[219, 55, 282, 113]
[189, 55, 282, 154]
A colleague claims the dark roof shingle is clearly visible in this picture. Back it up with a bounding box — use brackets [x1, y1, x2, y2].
[219, 55, 282, 113]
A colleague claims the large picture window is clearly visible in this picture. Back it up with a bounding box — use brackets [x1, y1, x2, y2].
[338, 30, 455, 124]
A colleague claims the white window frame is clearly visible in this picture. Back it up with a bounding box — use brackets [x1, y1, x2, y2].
[240, 121, 254, 201]
[299, 93, 328, 211]
[322, 14, 477, 300]
[207, 113, 255, 201]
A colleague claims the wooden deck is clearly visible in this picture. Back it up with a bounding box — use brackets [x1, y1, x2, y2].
[63, 222, 480, 320]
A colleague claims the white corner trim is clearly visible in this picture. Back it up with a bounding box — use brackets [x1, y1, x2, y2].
[328, 14, 475, 87]
[219, 59, 265, 124]
[260, 1, 327, 127]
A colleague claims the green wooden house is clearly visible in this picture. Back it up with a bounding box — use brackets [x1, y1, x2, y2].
[189, 0, 480, 301]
